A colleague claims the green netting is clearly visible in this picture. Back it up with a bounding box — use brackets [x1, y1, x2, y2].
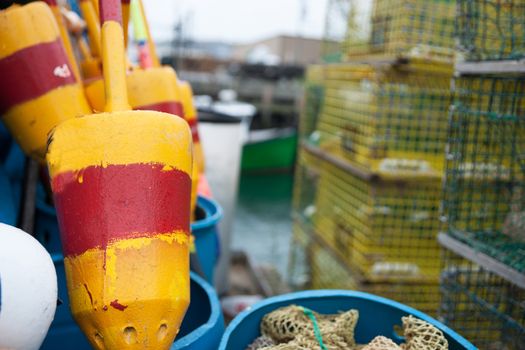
[439, 250, 525, 349]
[457, 0, 525, 61]
[443, 76, 525, 273]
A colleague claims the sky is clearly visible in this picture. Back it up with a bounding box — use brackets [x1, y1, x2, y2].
[143, 0, 329, 44]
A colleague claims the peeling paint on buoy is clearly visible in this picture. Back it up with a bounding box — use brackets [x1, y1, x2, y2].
[0, 223, 58, 350]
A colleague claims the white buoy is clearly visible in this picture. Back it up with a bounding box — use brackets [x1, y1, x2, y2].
[0, 223, 57, 350]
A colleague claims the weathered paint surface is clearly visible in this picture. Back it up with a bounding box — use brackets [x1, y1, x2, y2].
[0, 3, 91, 161]
[53, 163, 191, 256]
[47, 110, 192, 350]
[0, 223, 57, 350]
[0, 39, 76, 113]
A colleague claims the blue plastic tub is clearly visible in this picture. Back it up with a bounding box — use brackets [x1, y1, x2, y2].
[192, 196, 222, 283]
[171, 272, 225, 350]
[43, 256, 225, 350]
[35, 200, 63, 254]
[0, 166, 16, 225]
[219, 290, 476, 350]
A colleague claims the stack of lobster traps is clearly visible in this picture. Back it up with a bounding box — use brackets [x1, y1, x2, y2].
[438, 1, 525, 347]
[290, 0, 456, 316]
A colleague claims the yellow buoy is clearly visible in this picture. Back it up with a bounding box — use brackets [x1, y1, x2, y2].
[0, 2, 91, 161]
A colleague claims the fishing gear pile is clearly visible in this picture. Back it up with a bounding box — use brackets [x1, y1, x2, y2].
[246, 306, 449, 350]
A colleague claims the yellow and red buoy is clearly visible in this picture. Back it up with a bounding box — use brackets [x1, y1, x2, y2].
[47, 114, 192, 349]
[0, 2, 91, 161]
[46, 1, 192, 348]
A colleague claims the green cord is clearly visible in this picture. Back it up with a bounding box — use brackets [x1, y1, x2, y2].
[300, 306, 327, 350]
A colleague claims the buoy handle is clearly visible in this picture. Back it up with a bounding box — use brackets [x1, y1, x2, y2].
[99, 0, 130, 112]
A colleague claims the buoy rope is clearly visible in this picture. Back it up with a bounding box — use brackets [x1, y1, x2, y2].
[300, 306, 327, 350]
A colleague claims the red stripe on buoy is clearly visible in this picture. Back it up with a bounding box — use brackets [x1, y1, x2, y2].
[0, 39, 77, 114]
[135, 101, 184, 118]
[52, 163, 191, 256]
[99, 0, 122, 24]
[188, 119, 200, 143]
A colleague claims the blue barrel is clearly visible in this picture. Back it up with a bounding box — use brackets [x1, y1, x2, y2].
[219, 290, 475, 350]
[42, 256, 224, 350]
[192, 196, 222, 283]
[3, 142, 25, 212]
[172, 272, 225, 350]
[0, 165, 16, 225]
[35, 200, 63, 254]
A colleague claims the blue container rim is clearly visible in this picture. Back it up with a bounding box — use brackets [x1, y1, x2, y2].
[219, 289, 476, 350]
[191, 196, 222, 232]
[173, 271, 223, 348]
[50, 255, 222, 348]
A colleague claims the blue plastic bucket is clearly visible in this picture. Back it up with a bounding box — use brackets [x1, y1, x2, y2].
[219, 290, 476, 350]
[171, 272, 225, 349]
[0, 166, 16, 225]
[42, 256, 224, 350]
[191, 196, 222, 283]
[35, 200, 62, 254]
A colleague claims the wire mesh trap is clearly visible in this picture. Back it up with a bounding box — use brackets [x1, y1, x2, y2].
[288, 217, 442, 316]
[439, 249, 525, 349]
[443, 75, 525, 273]
[316, 60, 453, 177]
[456, 0, 525, 61]
[334, 0, 456, 62]
[312, 155, 443, 281]
[301, 66, 326, 141]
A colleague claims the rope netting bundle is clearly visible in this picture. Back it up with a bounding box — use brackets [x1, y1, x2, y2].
[362, 336, 401, 350]
[402, 316, 448, 350]
[246, 306, 449, 350]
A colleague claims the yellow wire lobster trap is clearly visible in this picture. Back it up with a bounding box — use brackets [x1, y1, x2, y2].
[309, 152, 443, 281]
[300, 65, 326, 140]
[340, 0, 456, 62]
[457, 0, 525, 61]
[288, 220, 441, 316]
[316, 60, 453, 179]
[292, 147, 444, 281]
[292, 147, 322, 222]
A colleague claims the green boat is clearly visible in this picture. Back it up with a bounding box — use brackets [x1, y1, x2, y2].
[241, 127, 298, 173]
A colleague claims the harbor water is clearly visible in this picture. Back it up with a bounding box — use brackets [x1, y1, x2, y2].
[231, 172, 294, 278]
